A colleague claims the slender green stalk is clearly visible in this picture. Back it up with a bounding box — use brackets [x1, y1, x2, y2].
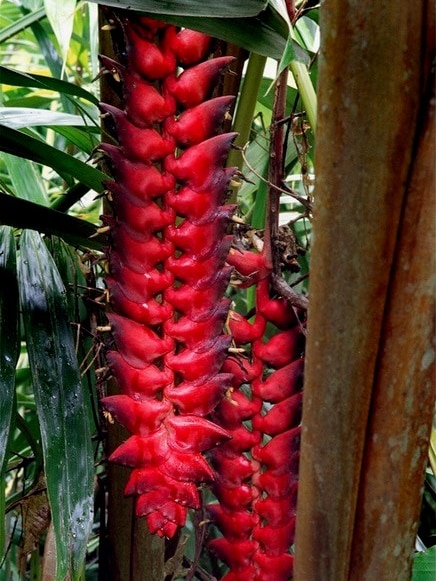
[227, 52, 267, 171]
[289, 59, 317, 133]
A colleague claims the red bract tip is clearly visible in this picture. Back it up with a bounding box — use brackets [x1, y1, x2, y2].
[108, 313, 173, 367]
[108, 279, 172, 326]
[165, 415, 230, 453]
[164, 273, 232, 321]
[110, 226, 173, 272]
[165, 56, 235, 107]
[165, 179, 232, 221]
[165, 373, 232, 416]
[100, 104, 176, 161]
[254, 496, 296, 528]
[101, 395, 171, 435]
[228, 311, 266, 345]
[207, 504, 258, 542]
[106, 351, 172, 398]
[125, 24, 176, 80]
[208, 538, 258, 571]
[164, 335, 231, 381]
[168, 29, 211, 65]
[164, 304, 229, 349]
[160, 449, 216, 482]
[213, 481, 256, 511]
[124, 72, 176, 126]
[103, 154, 175, 201]
[165, 208, 234, 260]
[252, 552, 294, 581]
[125, 468, 200, 508]
[252, 358, 304, 403]
[226, 248, 271, 286]
[165, 133, 237, 190]
[109, 256, 174, 301]
[165, 96, 235, 146]
[253, 428, 301, 473]
[253, 327, 305, 368]
[109, 432, 168, 467]
[252, 392, 303, 436]
[212, 453, 258, 486]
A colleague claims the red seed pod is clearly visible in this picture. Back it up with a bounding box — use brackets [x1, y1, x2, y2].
[124, 24, 177, 79]
[165, 56, 235, 107]
[164, 96, 235, 146]
[108, 313, 173, 367]
[164, 133, 237, 190]
[167, 29, 211, 65]
[100, 104, 176, 161]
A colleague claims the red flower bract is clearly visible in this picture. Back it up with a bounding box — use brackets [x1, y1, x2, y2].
[100, 12, 236, 538]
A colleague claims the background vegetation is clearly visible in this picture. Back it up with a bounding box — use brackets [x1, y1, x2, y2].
[0, 0, 434, 579]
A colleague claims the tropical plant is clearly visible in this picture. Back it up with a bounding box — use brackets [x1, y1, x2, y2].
[0, 1, 434, 580]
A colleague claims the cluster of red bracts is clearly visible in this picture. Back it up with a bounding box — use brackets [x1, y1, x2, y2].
[99, 13, 238, 538]
[208, 249, 305, 581]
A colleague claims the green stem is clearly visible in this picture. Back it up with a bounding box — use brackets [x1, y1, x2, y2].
[227, 52, 267, 171]
[289, 59, 317, 133]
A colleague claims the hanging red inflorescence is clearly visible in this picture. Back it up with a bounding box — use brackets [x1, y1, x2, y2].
[208, 249, 305, 581]
[99, 12, 238, 539]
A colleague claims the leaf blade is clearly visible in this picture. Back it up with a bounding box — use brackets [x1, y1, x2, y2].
[0, 125, 107, 194]
[0, 226, 19, 558]
[19, 229, 94, 581]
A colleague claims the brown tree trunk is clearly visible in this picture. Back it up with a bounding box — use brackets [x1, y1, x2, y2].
[294, 1, 434, 579]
